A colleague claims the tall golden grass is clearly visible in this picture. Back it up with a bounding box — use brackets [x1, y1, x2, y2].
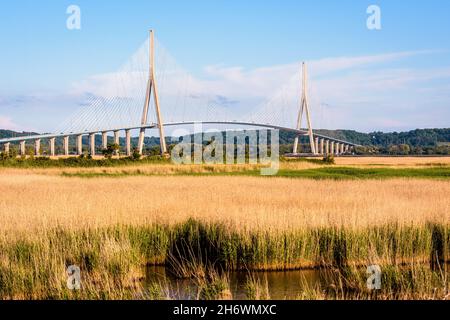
[0, 161, 320, 177]
[0, 163, 448, 299]
[0, 173, 448, 235]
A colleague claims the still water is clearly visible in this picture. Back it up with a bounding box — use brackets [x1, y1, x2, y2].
[145, 266, 325, 300]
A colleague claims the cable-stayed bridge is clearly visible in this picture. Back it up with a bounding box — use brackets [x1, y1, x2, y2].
[0, 30, 359, 157]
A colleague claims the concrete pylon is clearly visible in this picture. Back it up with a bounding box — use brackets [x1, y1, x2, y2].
[19, 141, 26, 156]
[320, 138, 324, 155]
[345, 144, 349, 154]
[114, 131, 120, 156]
[35, 139, 41, 156]
[89, 134, 96, 156]
[138, 30, 167, 156]
[49, 138, 55, 157]
[293, 62, 316, 155]
[102, 132, 108, 150]
[335, 143, 340, 155]
[63, 136, 69, 156]
[325, 140, 330, 155]
[4, 142, 10, 154]
[125, 129, 131, 156]
[76, 135, 83, 155]
[340, 143, 345, 154]
[314, 137, 319, 155]
[331, 141, 335, 155]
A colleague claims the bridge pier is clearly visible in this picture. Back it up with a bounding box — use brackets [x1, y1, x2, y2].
[89, 133, 96, 156]
[63, 136, 69, 156]
[34, 139, 41, 156]
[330, 141, 335, 155]
[314, 137, 319, 155]
[125, 129, 131, 156]
[102, 132, 108, 150]
[49, 138, 55, 157]
[76, 135, 83, 155]
[340, 143, 345, 155]
[20, 141, 26, 156]
[292, 135, 300, 154]
[3, 142, 10, 154]
[114, 130, 120, 156]
[138, 129, 145, 156]
[320, 138, 324, 155]
[336, 142, 340, 155]
[325, 140, 330, 155]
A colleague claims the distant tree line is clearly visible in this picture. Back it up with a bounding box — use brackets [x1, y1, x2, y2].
[1, 128, 450, 156]
[279, 129, 450, 155]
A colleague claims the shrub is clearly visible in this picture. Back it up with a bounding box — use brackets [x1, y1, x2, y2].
[131, 148, 141, 161]
[102, 144, 120, 159]
[323, 155, 335, 164]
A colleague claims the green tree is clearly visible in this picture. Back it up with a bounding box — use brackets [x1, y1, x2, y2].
[413, 146, 423, 155]
[388, 145, 399, 155]
[131, 148, 141, 160]
[398, 144, 411, 155]
[102, 144, 120, 159]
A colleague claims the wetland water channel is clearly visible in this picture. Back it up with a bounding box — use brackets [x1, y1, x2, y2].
[146, 266, 335, 300]
[145, 263, 449, 300]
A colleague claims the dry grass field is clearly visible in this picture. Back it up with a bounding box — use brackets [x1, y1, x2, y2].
[333, 156, 450, 167]
[0, 156, 449, 177]
[0, 174, 448, 235]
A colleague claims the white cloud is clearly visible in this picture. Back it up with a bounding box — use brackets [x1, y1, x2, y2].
[73, 51, 428, 102]
[308, 51, 436, 76]
[3, 49, 450, 133]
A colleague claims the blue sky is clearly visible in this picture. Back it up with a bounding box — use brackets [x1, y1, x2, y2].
[1, 0, 450, 133]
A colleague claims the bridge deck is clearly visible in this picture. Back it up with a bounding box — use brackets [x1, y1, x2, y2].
[0, 121, 360, 146]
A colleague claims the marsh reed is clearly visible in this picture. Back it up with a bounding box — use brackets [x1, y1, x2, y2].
[0, 163, 448, 299]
